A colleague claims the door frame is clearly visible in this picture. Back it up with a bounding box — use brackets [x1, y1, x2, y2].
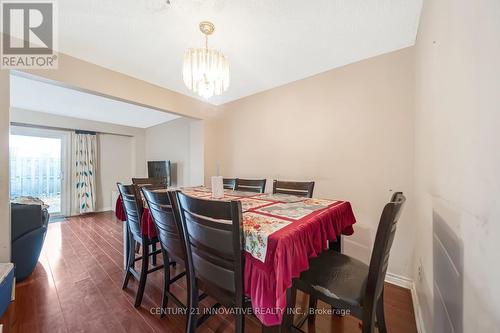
[10, 125, 71, 217]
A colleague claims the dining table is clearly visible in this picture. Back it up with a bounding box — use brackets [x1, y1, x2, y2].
[115, 187, 356, 331]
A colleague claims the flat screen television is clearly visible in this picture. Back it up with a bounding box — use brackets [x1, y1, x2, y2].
[147, 160, 172, 186]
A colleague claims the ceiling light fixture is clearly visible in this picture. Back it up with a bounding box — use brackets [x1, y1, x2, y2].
[182, 21, 230, 99]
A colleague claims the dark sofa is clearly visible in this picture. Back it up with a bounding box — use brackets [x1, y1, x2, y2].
[11, 203, 49, 281]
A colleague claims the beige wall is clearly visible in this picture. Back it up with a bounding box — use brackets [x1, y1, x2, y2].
[211, 48, 416, 278]
[97, 134, 133, 211]
[203, 115, 221, 187]
[145, 117, 204, 187]
[189, 119, 205, 186]
[413, 0, 500, 331]
[0, 71, 10, 262]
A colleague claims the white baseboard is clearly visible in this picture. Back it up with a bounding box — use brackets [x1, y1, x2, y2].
[385, 272, 413, 289]
[385, 273, 425, 333]
[98, 207, 112, 212]
[410, 281, 426, 333]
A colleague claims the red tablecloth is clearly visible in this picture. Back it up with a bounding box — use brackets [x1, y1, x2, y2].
[115, 195, 126, 221]
[140, 209, 157, 239]
[243, 200, 355, 325]
[116, 190, 356, 326]
[115, 195, 157, 239]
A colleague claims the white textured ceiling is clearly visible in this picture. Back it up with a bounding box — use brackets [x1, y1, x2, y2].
[10, 75, 180, 128]
[56, 0, 422, 105]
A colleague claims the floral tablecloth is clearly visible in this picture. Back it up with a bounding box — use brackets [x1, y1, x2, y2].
[116, 187, 356, 326]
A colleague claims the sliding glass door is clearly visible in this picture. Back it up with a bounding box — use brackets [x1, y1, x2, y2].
[9, 126, 70, 216]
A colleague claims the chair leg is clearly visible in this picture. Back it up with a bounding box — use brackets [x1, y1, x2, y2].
[235, 313, 244, 333]
[308, 295, 317, 324]
[160, 252, 171, 318]
[132, 238, 138, 270]
[283, 287, 297, 333]
[362, 311, 376, 333]
[376, 291, 387, 333]
[134, 240, 149, 308]
[328, 236, 342, 252]
[362, 320, 375, 333]
[187, 286, 198, 333]
[152, 242, 157, 266]
[122, 237, 135, 290]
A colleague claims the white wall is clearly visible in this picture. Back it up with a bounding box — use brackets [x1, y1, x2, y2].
[413, 0, 500, 331]
[145, 117, 204, 187]
[211, 48, 416, 278]
[10, 108, 144, 213]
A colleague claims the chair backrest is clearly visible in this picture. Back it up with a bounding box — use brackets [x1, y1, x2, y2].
[223, 178, 236, 190]
[364, 192, 406, 315]
[272, 180, 315, 198]
[390, 191, 403, 202]
[174, 190, 245, 307]
[132, 177, 168, 188]
[141, 188, 186, 264]
[117, 183, 144, 241]
[234, 178, 266, 193]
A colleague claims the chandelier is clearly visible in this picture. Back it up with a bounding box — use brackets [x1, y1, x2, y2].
[182, 21, 230, 99]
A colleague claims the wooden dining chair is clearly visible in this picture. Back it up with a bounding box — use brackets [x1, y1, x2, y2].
[234, 178, 266, 193]
[117, 183, 163, 308]
[223, 178, 237, 190]
[272, 180, 315, 198]
[141, 188, 188, 318]
[283, 192, 406, 333]
[130, 180, 167, 256]
[174, 190, 250, 333]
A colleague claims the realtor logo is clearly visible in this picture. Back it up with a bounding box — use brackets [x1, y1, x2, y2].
[1, 1, 57, 68]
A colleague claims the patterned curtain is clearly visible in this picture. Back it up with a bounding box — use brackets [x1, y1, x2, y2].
[72, 133, 97, 214]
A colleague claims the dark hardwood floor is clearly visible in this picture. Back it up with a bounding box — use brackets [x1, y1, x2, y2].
[0, 211, 417, 333]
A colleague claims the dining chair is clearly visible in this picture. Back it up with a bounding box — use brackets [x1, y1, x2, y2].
[141, 188, 188, 318]
[130, 179, 167, 258]
[117, 183, 164, 308]
[223, 178, 237, 190]
[283, 192, 406, 333]
[174, 190, 250, 333]
[234, 178, 266, 193]
[272, 180, 315, 198]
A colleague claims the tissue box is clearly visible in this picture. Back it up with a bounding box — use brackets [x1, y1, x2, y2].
[211, 176, 224, 199]
[0, 263, 14, 318]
